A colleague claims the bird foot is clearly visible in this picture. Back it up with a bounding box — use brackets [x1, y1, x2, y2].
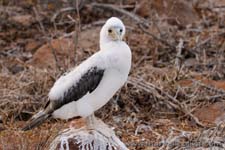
[86, 118, 114, 138]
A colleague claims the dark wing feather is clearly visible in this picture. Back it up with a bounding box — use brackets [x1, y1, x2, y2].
[47, 66, 104, 112]
[57, 66, 104, 107]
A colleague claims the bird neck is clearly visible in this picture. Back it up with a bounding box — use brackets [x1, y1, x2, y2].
[100, 40, 123, 51]
[100, 37, 111, 50]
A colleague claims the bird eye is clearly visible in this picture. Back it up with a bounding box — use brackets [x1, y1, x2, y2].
[108, 29, 112, 33]
[120, 29, 123, 33]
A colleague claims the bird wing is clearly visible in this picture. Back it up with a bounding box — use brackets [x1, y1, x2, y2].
[46, 66, 105, 113]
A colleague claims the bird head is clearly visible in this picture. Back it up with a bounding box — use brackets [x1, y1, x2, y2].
[100, 17, 126, 47]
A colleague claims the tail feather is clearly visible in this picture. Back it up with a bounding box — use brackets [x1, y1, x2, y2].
[22, 111, 50, 131]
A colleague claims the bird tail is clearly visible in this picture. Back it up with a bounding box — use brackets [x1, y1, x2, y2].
[21, 110, 50, 131]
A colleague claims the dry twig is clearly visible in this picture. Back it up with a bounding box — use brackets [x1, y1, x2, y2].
[51, 0, 86, 22]
[91, 2, 149, 28]
[191, 32, 225, 54]
[128, 77, 206, 127]
[174, 38, 184, 80]
[33, 7, 61, 72]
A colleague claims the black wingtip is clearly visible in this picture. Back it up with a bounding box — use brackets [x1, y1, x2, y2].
[21, 125, 32, 131]
[21, 113, 50, 131]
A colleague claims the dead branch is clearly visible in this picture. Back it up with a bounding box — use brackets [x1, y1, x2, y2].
[175, 39, 184, 70]
[174, 38, 184, 80]
[51, 7, 75, 22]
[91, 2, 149, 28]
[128, 77, 206, 127]
[81, 20, 105, 30]
[33, 6, 61, 72]
[32, 7, 46, 35]
[194, 79, 225, 95]
[74, 0, 81, 65]
[139, 25, 176, 49]
[51, 0, 86, 22]
[191, 32, 225, 54]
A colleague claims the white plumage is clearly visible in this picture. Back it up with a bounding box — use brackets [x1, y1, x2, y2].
[22, 17, 131, 131]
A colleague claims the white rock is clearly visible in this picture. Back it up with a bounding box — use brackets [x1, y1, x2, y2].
[50, 119, 128, 150]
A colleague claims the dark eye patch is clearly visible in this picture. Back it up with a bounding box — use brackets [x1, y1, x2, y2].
[120, 29, 123, 33]
[108, 29, 112, 33]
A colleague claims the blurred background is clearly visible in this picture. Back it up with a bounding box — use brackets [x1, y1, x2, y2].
[0, 0, 225, 149]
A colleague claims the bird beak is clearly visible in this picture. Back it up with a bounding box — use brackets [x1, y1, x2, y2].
[109, 27, 123, 41]
[117, 34, 122, 41]
[115, 28, 123, 41]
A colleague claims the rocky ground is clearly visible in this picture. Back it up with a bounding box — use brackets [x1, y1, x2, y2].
[0, 0, 225, 149]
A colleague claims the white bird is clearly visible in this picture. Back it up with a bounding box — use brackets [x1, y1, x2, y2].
[22, 17, 132, 131]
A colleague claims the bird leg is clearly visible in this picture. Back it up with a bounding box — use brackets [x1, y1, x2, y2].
[86, 114, 97, 130]
[85, 114, 114, 138]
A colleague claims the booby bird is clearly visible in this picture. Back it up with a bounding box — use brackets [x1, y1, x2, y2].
[22, 17, 131, 131]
